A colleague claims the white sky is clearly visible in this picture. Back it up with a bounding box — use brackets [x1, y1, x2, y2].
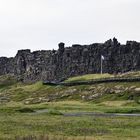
[0, 0, 140, 57]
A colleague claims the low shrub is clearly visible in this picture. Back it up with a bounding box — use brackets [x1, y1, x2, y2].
[48, 109, 63, 115]
[16, 107, 35, 113]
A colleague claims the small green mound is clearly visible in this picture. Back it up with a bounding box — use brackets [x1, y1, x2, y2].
[48, 109, 63, 115]
[105, 108, 140, 114]
[16, 107, 35, 113]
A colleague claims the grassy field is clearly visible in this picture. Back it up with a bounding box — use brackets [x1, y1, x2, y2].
[0, 107, 140, 140]
[0, 73, 140, 139]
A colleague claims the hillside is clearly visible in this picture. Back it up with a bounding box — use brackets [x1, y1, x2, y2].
[0, 72, 140, 111]
[0, 72, 140, 139]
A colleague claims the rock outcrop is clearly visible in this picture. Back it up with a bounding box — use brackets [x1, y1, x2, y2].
[0, 38, 140, 82]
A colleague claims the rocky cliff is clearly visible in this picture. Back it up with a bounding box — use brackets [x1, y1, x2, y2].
[0, 38, 140, 82]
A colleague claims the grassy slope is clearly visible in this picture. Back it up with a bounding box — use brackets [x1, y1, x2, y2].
[65, 71, 140, 82]
[65, 73, 114, 82]
[0, 73, 140, 139]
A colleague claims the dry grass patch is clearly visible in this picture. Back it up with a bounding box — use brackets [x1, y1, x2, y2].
[101, 101, 135, 107]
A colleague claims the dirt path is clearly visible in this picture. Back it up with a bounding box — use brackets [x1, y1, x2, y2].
[35, 109, 140, 117]
[63, 112, 140, 117]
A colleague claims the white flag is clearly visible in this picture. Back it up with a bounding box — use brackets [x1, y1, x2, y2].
[101, 55, 105, 60]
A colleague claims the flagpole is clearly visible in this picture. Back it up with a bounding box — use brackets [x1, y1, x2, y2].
[101, 55, 102, 74]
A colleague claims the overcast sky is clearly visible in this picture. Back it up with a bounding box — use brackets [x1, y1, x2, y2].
[0, 0, 140, 57]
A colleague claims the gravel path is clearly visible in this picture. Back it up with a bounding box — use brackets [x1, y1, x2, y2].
[35, 109, 140, 117]
[63, 112, 140, 117]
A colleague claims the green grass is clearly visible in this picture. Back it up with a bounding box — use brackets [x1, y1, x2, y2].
[65, 73, 114, 82]
[0, 73, 140, 139]
[16, 107, 35, 113]
[117, 71, 140, 78]
[65, 71, 140, 83]
[47, 109, 63, 115]
[15, 135, 106, 140]
[0, 111, 140, 140]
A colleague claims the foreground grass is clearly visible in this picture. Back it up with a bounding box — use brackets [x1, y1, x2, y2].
[0, 100, 140, 139]
[15, 136, 113, 140]
[0, 73, 140, 139]
[1, 100, 140, 114]
[0, 111, 140, 140]
[16, 135, 140, 140]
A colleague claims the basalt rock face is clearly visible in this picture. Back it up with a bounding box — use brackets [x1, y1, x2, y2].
[0, 57, 15, 75]
[0, 38, 140, 82]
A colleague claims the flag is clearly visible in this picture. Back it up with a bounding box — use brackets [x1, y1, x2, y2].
[101, 55, 105, 60]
